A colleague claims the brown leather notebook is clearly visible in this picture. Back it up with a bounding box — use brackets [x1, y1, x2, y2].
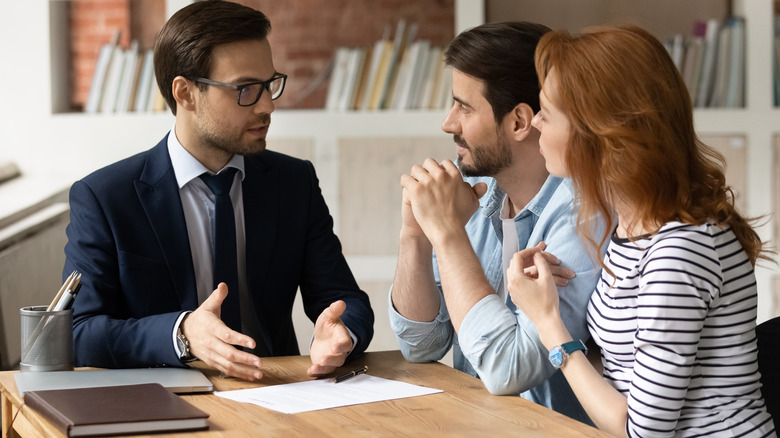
[24, 383, 209, 437]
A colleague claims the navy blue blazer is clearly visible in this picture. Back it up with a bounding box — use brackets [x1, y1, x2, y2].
[64, 136, 374, 368]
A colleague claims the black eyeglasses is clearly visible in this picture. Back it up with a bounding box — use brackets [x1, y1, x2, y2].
[192, 73, 287, 106]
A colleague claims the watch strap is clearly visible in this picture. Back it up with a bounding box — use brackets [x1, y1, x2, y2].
[560, 339, 588, 356]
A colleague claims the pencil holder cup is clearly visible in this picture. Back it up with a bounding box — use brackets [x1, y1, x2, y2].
[19, 306, 74, 372]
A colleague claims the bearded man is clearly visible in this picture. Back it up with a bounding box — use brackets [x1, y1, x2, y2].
[389, 22, 603, 425]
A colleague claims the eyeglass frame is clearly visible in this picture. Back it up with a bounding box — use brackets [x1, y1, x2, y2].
[191, 73, 287, 106]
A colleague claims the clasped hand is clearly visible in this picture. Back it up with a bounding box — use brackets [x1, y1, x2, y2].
[399, 158, 487, 244]
[182, 283, 353, 380]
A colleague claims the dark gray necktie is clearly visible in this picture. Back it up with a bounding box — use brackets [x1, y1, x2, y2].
[200, 168, 241, 332]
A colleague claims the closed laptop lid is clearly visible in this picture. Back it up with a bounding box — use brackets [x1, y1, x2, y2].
[14, 367, 213, 396]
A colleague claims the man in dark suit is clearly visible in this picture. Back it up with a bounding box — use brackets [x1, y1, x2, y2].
[63, 0, 373, 381]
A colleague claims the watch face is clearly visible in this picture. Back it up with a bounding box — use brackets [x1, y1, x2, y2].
[549, 348, 563, 368]
[176, 333, 190, 359]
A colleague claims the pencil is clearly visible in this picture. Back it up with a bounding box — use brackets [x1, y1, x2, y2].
[47, 271, 77, 311]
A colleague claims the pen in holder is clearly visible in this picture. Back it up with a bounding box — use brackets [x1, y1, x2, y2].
[19, 271, 81, 372]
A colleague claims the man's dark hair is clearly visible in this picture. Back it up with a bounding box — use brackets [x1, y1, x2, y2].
[153, 0, 272, 115]
[444, 22, 550, 123]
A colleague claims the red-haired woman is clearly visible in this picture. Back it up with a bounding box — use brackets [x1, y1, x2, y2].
[508, 25, 776, 437]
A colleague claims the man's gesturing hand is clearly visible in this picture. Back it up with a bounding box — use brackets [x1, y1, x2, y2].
[182, 283, 263, 381]
[308, 300, 353, 377]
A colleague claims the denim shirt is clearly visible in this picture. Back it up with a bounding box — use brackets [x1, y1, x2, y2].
[389, 175, 603, 424]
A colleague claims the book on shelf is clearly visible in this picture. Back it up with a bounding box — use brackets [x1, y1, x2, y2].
[359, 28, 391, 110]
[775, 35, 780, 107]
[424, 47, 446, 110]
[339, 48, 368, 110]
[666, 16, 745, 109]
[367, 38, 396, 110]
[326, 21, 450, 112]
[775, 17, 780, 106]
[98, 42, 127, 113]
[391, 40, 431, 110]
[83, 29, 166, 114]
[351, 45, 373, 110]
[24, 383, 209, 437]
[126, 50, 145, 111]
[115, 40, 140, 113]
[695, 19, 721, 108]
[325, 47, 352, 111]
[666, 33, 685, 72]
[709, 21, 732, 107]
[133, 49, 155, 112]
[388, 42, 415, 110]
[681, 36, 704, 104]
[325, 47, 368, 111]
[378, 20, 417, 110]
[724, 16, 745, 108]
[84, 30, 120, 114]
[408, 42, 436, 109]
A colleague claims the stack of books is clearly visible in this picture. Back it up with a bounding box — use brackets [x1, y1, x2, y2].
[325, 20, 452, 112]
[84, 30, 167, 114]
[665, 16, 746, 109]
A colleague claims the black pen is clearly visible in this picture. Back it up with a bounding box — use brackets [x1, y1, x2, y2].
[333, 365, 368, 383]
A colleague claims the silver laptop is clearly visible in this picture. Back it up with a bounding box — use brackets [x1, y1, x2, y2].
[14, 367, 213, 396]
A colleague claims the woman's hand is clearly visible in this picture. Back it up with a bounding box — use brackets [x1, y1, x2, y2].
[507, 242, 563, 328]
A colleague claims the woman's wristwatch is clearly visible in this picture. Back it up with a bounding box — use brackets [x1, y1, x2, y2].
[548, 340, 587, 369]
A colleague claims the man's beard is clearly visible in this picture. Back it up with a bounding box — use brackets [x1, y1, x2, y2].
[201, 131, 267, 157]
[198, 113, 271, 157]
[455, 134, 512, 177]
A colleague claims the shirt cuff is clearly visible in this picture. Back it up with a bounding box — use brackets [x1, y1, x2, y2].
[387, 287, 450, 344]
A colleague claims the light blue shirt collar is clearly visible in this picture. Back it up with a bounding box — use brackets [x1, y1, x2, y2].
[480, 174, 562, 221]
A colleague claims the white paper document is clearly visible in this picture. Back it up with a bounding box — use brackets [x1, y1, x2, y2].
[215, 374, 442, 414]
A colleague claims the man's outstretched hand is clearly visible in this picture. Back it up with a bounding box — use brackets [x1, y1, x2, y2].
[182, 283, 264, 381]
[307, 300, 353, 377]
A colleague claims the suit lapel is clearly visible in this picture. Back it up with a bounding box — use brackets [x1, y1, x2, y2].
[134, 137, 198, 310]
[242, 154, 278, 354]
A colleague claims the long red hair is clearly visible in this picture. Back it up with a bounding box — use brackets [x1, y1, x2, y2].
[534, 25, 770, 266]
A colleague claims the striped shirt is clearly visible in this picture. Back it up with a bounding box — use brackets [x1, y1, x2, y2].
[587, 221, 776, 437]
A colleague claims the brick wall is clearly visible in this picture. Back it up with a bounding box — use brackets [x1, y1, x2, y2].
[67, 0, 454, 111]
[69, 0, 132, 111]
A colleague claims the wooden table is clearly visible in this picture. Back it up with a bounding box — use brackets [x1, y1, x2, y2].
[1, 350, 611, 437]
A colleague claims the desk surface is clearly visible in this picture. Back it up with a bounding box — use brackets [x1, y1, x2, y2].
[1, 350, 610, 437]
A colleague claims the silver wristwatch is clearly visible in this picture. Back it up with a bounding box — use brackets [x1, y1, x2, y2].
[176, 325, 196, 362]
